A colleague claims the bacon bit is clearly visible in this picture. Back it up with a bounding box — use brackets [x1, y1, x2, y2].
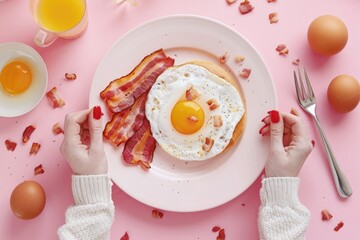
[267, 0, 276, 2]
[212, 226, 221, 232]
[202, 137, 214, 152]
[269, 12, 279, 24]
[226, 0, 237, 4]
[186, 86, 200, 100]
[207, 99, 220, 111]
[46, 87, 65, 108]
[52, 122, 64, 135]
[239, 0, 254, 14]
[22, 125, 36, 143]
[5, 140, 17, 151]
[234, 55, 245, 64]
[276, 44, 289, 55]
[321, 209, 333, 221]
[64, 73, 77, 80]
[152, 209, 164, 219]
[217, 228, 226, 240]
[120, 231, 129, 240]
[34, 164, 44, 175]
[334, 221, 344, 231]
[239, 68, 252, 79]
[311, 140, 315, 147]
[214, 115, 223, 127]
[30, 142, 41, 155]
[292, 58, 300, 65]
[187, 116, 199, 122]
[219, 52, 229, 64]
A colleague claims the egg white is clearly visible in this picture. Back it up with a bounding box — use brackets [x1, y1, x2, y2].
[146, 64, 244, 161]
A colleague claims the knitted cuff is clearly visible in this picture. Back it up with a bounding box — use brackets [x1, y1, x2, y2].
[260, 177, 301, 207]
[72, 175, 113, 205]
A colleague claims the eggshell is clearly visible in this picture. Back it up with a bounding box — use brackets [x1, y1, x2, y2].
[307, 15, 348, 56]
[10, 180, 46, 220]
[327, 74, 360, 113]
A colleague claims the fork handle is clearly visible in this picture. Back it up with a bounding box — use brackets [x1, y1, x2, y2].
[313, 116, 353, 198]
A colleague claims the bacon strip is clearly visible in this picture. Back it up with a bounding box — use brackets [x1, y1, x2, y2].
[100, 49, 174, 113]
[104, 93, 147, 146]
[122, 119, 156, 169]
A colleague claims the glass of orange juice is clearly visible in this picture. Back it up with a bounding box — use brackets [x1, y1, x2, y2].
[29, 0, 88, 47]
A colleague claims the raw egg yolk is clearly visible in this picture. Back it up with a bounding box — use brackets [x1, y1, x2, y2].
[0, 60, 32, 94]
[171, 100, 204, 134]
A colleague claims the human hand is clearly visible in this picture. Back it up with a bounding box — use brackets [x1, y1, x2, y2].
[259, 108, 313, 177]
[61, 106, 107, 175]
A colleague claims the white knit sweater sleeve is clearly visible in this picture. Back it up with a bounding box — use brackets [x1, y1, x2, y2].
[258, 177, 311, 240]
[57, 175, 115, 240]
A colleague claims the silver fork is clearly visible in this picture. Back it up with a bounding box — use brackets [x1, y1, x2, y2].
[294, 67, 352, 198]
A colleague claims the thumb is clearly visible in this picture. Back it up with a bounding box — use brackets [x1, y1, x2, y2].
[269, 110, 284, 149]
[88, 106, 104, 149]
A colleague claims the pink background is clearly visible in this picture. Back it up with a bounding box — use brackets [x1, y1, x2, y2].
[1, 0, 360, 239]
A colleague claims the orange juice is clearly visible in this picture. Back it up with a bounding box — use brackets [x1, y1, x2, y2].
[36, 0, 86, 32]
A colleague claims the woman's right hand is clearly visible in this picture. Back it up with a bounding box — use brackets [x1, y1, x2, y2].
[259, 108, 314, 177]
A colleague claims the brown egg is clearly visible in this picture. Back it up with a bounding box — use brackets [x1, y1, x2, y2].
[10, 180, 46, 219]
[327, 74, 360, 113]
[307, 15, 348, 56]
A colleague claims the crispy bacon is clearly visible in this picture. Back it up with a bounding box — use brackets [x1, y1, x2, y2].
[186, 86, 200, 100]
[120, 232, 129, 240]
[334, 221, 344, 231]
[217, 228, 226, 240]
[152, 209, 164, 219]
[30, 142, 41, 155]
[65, 73, 77, 80]
[104, 93, 147, 146]
[207, 98, 220, 111]
[23, 125, 36, 143]
[34, 164, 44, 175]
[212, 226, 221, 232]
[321, 209, 333, 221]
[269, 12, 279, 24]
[100, 49, 174, 113]
[239, 0, 254, 14]
[122, 119, 156, 169]
[46, 87, 65, 108]
[202, 137, 214, 152]
[276, 44, 289, 55]
[214, 115, 223, 127]
[5, 140, 17, 151]
[52, 122, 64, 135]
[240, 68, 252, 79]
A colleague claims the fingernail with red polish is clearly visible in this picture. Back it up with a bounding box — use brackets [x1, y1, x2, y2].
[93, 106, 103, 120]
[270, 110, 280, 123]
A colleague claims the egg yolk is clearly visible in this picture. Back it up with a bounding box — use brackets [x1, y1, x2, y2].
[0, 60, 32, 94]
[171, 100, 205, 134]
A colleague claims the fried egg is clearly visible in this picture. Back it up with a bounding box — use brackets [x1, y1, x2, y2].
[145, 63, 244, 161]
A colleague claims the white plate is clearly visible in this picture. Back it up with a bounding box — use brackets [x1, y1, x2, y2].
[89, 15, 277, 212]
[0, 42, 48, 117]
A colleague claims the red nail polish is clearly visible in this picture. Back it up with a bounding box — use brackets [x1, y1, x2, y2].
[93, 106, 102, 120]
[270, 110, 280, 123]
